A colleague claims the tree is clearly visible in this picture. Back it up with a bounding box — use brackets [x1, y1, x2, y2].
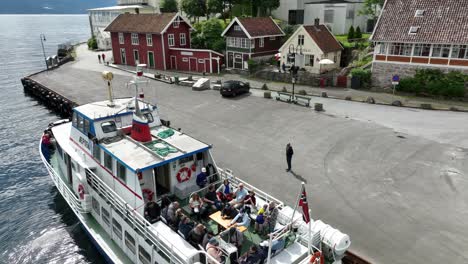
[359, 0, 385, 21]
[191, 19, 226, 53]
[207, 0, 224, 17]
[161, 0, 178, 12]
[257, 0, 280, 16]
[355, 26, 362, 39]
[181, 0, 206, 22]
[347, 26, 355, 41]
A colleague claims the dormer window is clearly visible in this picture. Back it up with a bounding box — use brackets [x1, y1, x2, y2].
[234, 25, 241, 31]
[409, 26, 420, 34]
[415, 10, 425, 17]
[173, 20, 179, 28]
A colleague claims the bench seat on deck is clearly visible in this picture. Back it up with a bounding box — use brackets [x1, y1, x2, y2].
[269, 241, 308, 264]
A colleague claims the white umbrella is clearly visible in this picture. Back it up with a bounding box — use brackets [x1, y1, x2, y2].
[319, 59, 334, 65]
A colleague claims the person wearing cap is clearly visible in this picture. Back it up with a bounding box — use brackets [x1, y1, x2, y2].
[196, 167, 208, 188]
[206, 238, 223, 264]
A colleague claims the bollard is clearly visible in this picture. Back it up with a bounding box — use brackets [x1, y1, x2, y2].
[345, 96, 352, 100]
[321, 92, 328, 98]
[264, 91, 271, 99]
[314, 103, 323, 111]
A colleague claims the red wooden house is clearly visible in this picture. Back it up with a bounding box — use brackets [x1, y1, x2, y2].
[105, 13, 223, 73]
[221, 17, 285, 70]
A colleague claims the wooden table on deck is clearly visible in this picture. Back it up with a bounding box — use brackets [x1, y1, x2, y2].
[209, 211, 247, 233]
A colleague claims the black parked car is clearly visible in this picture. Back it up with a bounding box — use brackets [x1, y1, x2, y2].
[220, 80, 250, 97]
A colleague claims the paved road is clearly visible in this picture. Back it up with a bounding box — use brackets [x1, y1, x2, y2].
[31, 47, 468, 264]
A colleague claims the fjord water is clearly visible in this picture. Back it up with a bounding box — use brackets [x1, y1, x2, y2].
[0, 15, 104, 263]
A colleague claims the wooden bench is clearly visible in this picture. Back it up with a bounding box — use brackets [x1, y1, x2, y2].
[276, 92, 292, 102]
[294, 95, 312, 107]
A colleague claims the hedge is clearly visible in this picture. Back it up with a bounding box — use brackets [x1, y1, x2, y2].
[398, 69, 467, 98]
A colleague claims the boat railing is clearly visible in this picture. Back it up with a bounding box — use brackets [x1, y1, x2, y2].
[217, 168, 284, 208]
[39, 140, 87, 215]
[85, 168, 222, 264]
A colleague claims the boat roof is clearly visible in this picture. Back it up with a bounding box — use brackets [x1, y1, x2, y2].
[101, 125, 210, 173]
[74, 98, 151, 121]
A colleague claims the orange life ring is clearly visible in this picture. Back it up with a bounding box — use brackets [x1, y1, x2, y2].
[78, 184, 85, 200]
[310, 251, 324, 264]
[176, 167, 192, 183]
[142, 188, 154, 201]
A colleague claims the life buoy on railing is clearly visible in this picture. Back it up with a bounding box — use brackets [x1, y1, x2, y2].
[176, 167, 192, 183]
[142, 188, 154, 201]
[309, 251, 324, 264]
[191, 163, 197, 172]
[78, 184, 85, 200]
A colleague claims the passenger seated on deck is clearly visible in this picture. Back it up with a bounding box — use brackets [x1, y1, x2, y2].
[171, 208, 184, 229]
[165, 201, 179, 223]
[206, 238, 224, 264]
[202, 230, 215, 249]
[178, 216, 194, 238]
[220, 227, 244, 253]
[196, 167, 208, 188]
[238, 246, 262, 264]
[229, 207, 251, 228]
[217, 179, 233, 202]
[144, 201, 161, 223]
[243, 190, 256, 209]
[221, 204, 238, 220]
[189, 193, 205, 220]
[187, 224, 206, 247]
[229, 183, 248, 208]
[204, 184, 223, 211]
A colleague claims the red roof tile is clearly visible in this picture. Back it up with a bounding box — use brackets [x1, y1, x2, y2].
[371, 0, 468, 44]
[105, 13, 177, 34]
[304, 25, 343, 53]
[238, 17, 284, 38]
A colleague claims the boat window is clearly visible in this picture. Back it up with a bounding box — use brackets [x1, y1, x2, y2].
[72, 112, 78, 127]
[117, 162, 126, 182]
[125, 231, 136, 254]
[77, 115, 84, 132]
[112, 219, 122, 240]
[196, 152, 203, 161]
[93, 144, 101, 162]
[92, 196, 100, 216]
[104, 152, 113, 171]
[138, 246, 151, 264]
[101, 121, 117, 133]
[144, 112, 154, 123]
[179, 155, 193, 165]
[84, 119, 90, 135]
[102, 207, 110, 227]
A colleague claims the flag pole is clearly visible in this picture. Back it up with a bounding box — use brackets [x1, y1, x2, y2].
[289, 182, 305, 227]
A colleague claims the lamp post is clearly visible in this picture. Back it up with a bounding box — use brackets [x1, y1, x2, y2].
[40, 34, 48, 70]
[288, 44, 302, 101]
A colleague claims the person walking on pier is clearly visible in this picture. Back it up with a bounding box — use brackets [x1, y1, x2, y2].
[286, 143, 294, 172]
[97, 54, 101, 63]
[102, 53, 106, 63]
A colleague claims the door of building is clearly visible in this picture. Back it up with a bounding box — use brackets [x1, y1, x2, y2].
[148, 52, 155, 68]
[228, 52, 233, 68]
[120, 48, 126, 65]
[234, 54, 243, 69]
[133, 50, 139, 65]
[189, 58, 197, 71]
[170, 56, 177, 70]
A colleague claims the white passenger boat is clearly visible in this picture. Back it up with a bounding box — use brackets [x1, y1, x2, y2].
[39, 66, 351, 264]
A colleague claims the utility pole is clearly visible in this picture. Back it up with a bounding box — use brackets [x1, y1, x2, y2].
[40, 34, 48, 70]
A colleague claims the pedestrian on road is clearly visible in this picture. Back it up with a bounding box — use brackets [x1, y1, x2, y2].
[98, 54, 101, 63]
[102, 53, 106, 63]
[286, 143, 294, 172]
[281, 62, 286, 73]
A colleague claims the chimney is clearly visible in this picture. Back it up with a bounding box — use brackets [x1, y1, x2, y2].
[314, 18, 320, 27]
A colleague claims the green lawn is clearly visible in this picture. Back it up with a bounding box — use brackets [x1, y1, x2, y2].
[335, 33, 371, 48]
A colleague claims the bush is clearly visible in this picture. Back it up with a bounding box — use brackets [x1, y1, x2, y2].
[398, 69, 467, 98]
[355, 26, 362, 39]
[347, 26, 355, 41]
[261, 83, 269, 90]
[87, 37, 97, 50]
[350, 68, 371, 88]
[247, 59, 258, 74]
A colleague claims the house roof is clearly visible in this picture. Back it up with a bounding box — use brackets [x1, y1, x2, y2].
[371, 0, 468, 44]
[105, 13, 189, 34]
[303, 25, 343, 53]
[221, 17, 285, 39]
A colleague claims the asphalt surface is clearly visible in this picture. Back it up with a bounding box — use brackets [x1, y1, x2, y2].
[30, 46, 468, 264]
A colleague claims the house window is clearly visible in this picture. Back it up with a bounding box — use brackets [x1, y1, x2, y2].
[415, 10, 425, 17]
[180, 33, 186, 46]
[270, 36, 276, 40]
[234, 25, 241, 31]
[298, 35, 304, 46]
[112, 219, 122, 240]
[389, 43, 411, 56]
[131, 33, 139, 45]
[305, 54, 314, 66]
[324, 9, 334, 23]
[118, 33, 124, 44]
[259, 38, 264, 48]
[146, 34, 152, 46]
[227, 37, 235, 47]
[173, 20, 179, 28]
[104, 152, 112, 171]
[409, 26, 420, 34]
[432, 44, 450, 58]
[117, 162, 126, 182]
[346, 9, 355, 19]
[168, 34, 175, 46]
[377, 43, 387, 54]
[125, 231, 136, 254]
[241, 38, 249, 48]
[413, 44, 431, 57]
[451, 45, 467, 59]
[251, 39, 255, 48]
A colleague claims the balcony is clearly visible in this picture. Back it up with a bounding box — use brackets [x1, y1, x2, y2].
[118, 0, 148, 6]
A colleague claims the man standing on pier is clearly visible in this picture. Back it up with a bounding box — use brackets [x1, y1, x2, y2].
[98, 54, 101, 63]
[286, 143, 294, 172]
[102, 53, 106, 63]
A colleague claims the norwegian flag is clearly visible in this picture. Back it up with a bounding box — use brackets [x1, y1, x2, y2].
[298, 185, 310, 223]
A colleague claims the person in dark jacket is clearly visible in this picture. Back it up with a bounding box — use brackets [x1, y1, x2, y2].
[286, 143, 294, 172]
[196, 167, 208, 188]
[144, 201, 161, 223]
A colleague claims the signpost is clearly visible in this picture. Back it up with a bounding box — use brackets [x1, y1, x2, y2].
[391, 75, 399, 96]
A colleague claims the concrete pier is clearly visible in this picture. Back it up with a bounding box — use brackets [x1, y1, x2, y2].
[23, 45, 468, 264]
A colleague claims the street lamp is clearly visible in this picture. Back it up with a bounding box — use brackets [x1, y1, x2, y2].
[40, 34, 48, 70]
[288, 44, 302, 101]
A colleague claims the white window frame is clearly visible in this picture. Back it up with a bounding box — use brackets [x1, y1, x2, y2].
[234, 25, 241, 31]
[131, 33, 139, 45]
[259, 38, 264, 48]
[118, 33, 124, 44]
[180, 33, 186, 46]
[168, 34, 175, 47]
[173, 20, 180, 28]
[146, 34, 152, 46]
[251, 39, 255, 48]
[298, 35, 304, 46]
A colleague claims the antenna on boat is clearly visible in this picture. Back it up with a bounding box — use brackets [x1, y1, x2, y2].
[102, 71, 115, 107]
